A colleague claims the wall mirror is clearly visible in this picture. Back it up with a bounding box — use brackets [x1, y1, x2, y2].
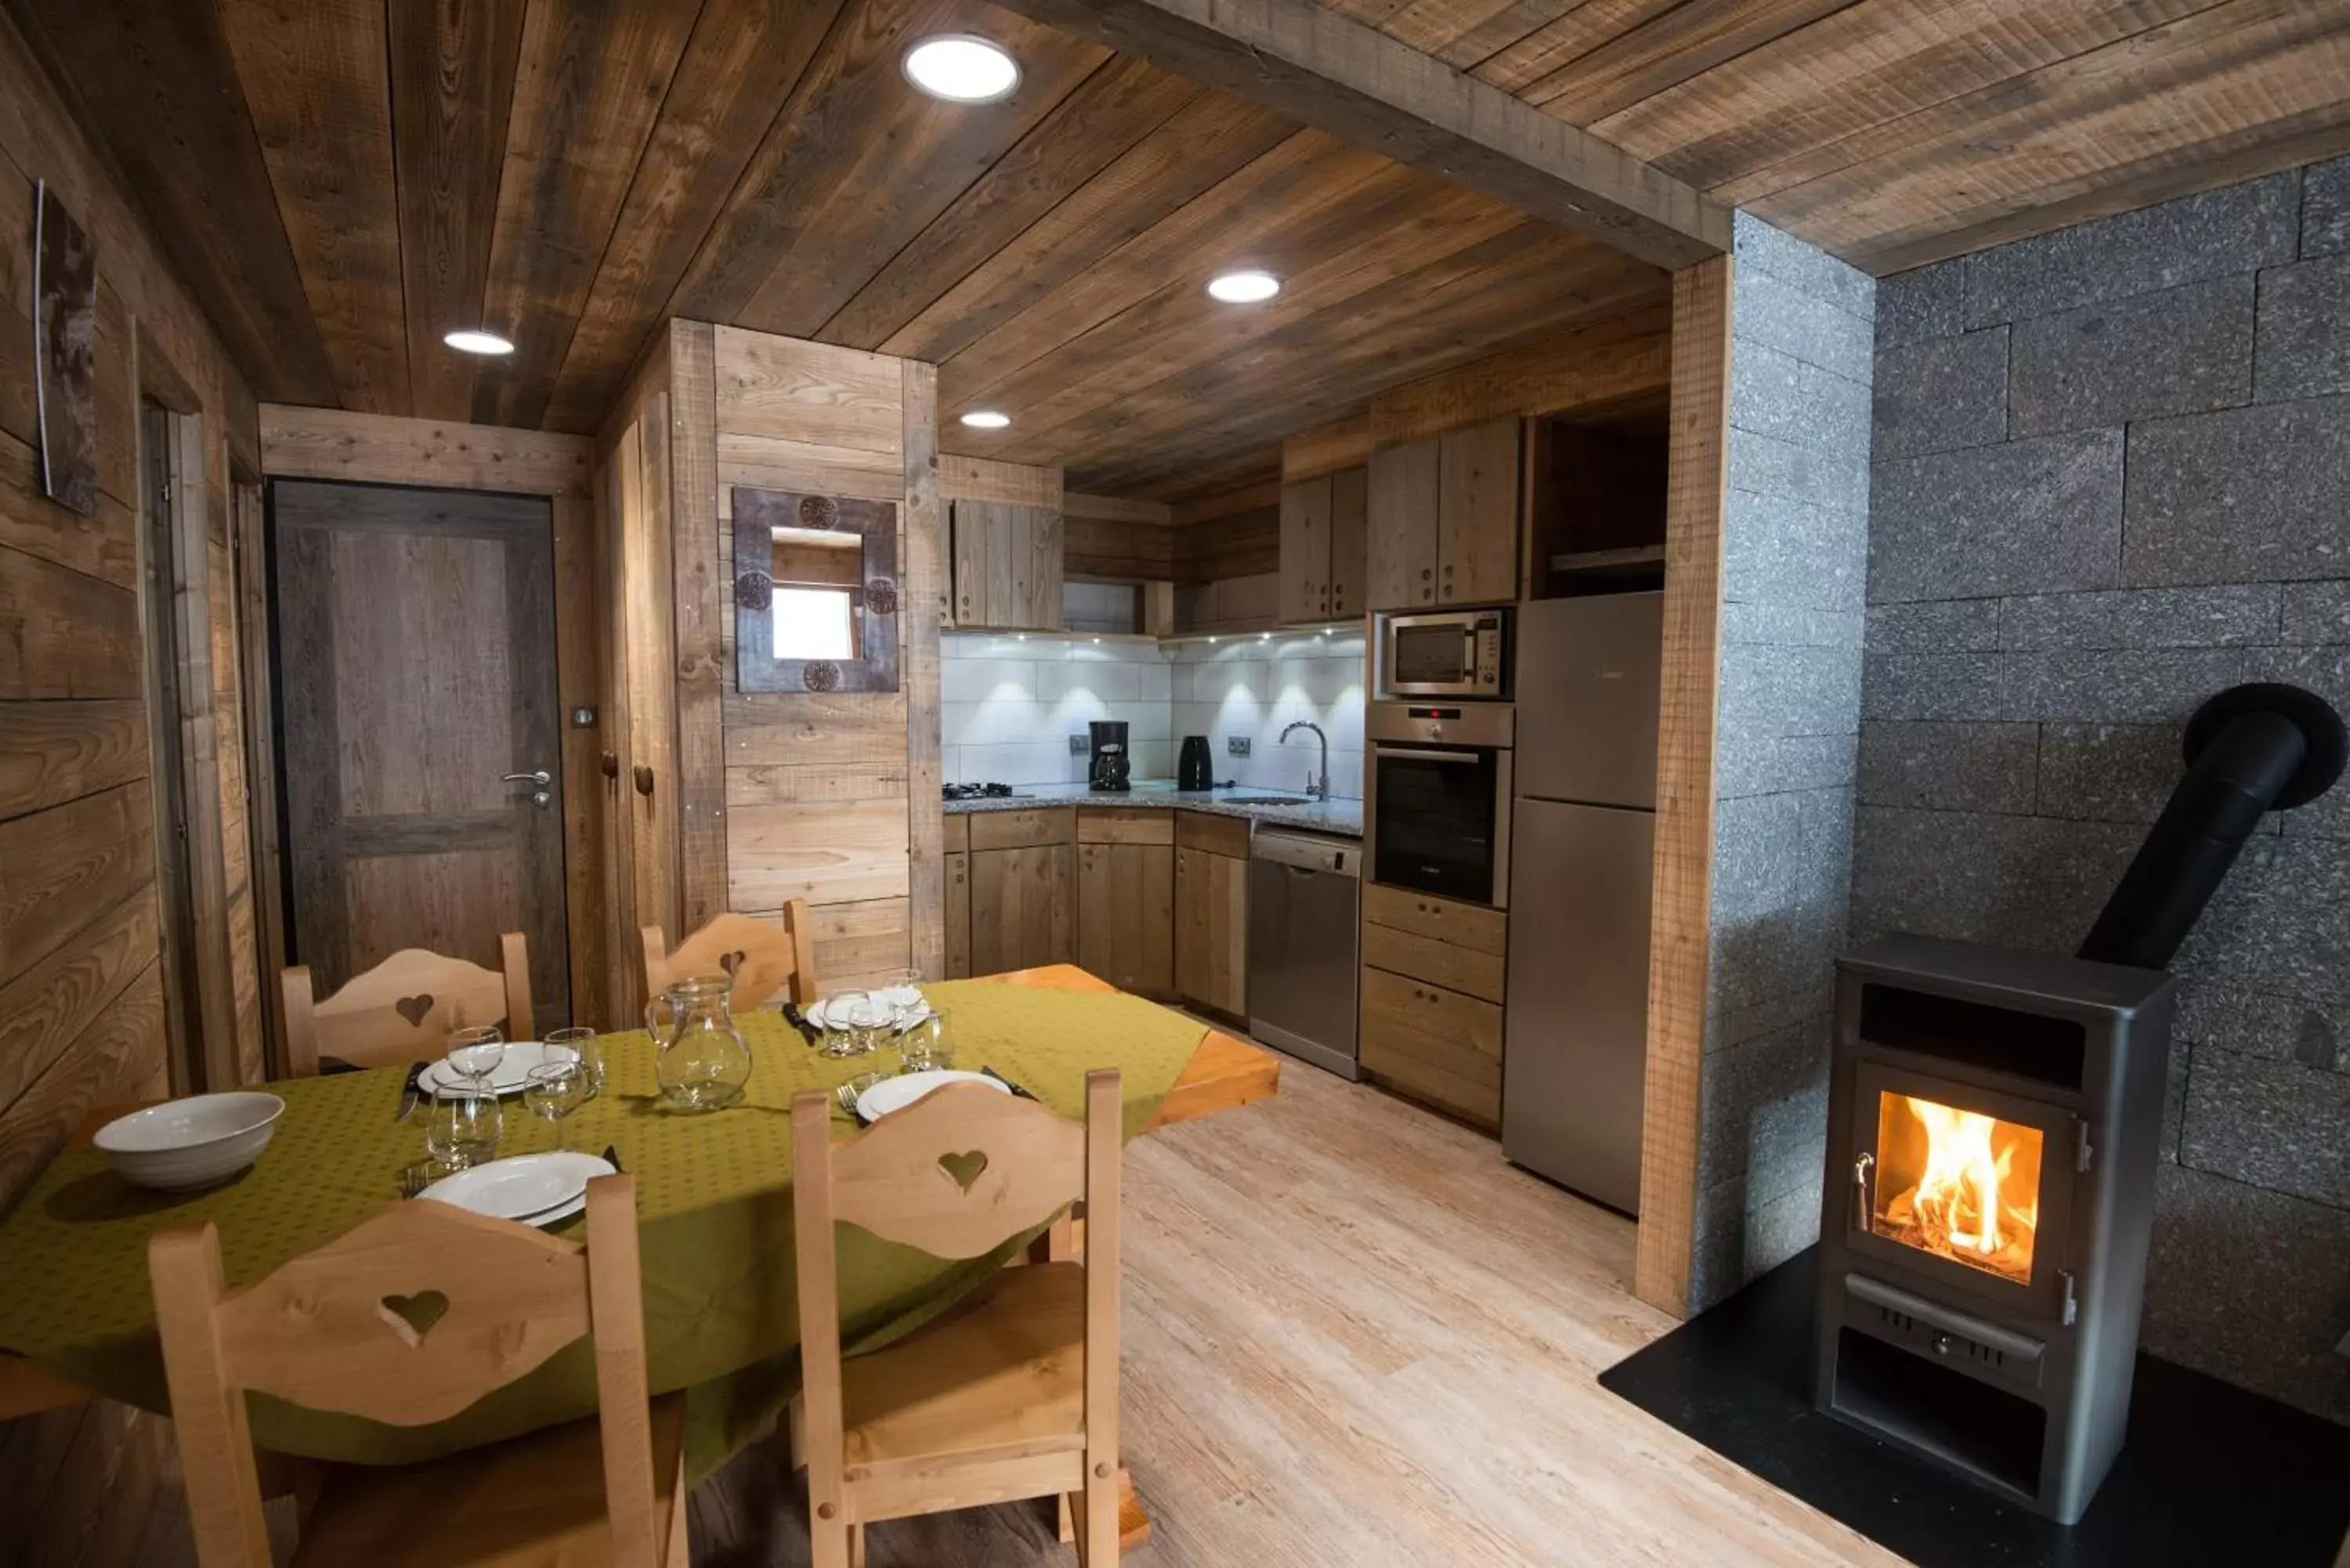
[732, 486, 899, 694]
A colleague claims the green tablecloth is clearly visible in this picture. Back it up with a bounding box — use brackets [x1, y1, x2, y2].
[0, 980, 1206, 1476]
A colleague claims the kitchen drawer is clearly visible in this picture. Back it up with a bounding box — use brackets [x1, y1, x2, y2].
[1077, 807, 1175, 846]
[970, 807, 1075, 851]
[1364, 883, 1507, 956]
[1360, 966, 1501, 1128]
[1176, 810, 1251, 858]
[1361, 922, 1505, 1004]
[943, 815, 970, 854]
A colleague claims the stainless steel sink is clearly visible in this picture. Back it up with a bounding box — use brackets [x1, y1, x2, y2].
[1217, 796, 1309, 807]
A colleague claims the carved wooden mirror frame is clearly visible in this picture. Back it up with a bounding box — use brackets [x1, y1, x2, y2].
[732, 486, 900, 695]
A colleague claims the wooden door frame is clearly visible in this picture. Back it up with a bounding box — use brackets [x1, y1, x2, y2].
[227, 469, 291, 1074]
[253, 406, 609, 1031]
[1632, 256, 1732, 1319]
[135, 331, 239, 1095]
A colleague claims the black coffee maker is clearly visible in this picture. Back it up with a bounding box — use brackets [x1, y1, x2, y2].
[1088, 720, 1130, 792]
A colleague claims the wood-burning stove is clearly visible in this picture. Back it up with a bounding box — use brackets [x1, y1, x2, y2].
[1813, 681, 2348, 1525]
[1813, 937, 2173, 1523]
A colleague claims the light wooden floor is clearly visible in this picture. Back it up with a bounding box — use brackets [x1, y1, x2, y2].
[690, 1062, 1905, 1568]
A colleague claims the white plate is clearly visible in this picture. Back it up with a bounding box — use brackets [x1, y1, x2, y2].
[418, 1151, 614, 1223]
[809, 986, 932, 1031]
[855, 1068, 1010, 1124]
[417, 1041, 575, 1097]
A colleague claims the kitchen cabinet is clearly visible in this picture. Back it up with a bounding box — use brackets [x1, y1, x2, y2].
[1278, 476, 1331, 623]
[1076, 809, 1175, 997]
[967, 808, 1074, 974]
[943, 851, 971, 977]
[950, 500, 1063, 630]
[1329, 465, 1368, 620]
[1359, 885, 1508, 1129]
[1367, 440, 1439, 609]
[1279, 466, 1369, 624]
[1366, 418, 1521, 610]
[1174, 811, 1249, 1019]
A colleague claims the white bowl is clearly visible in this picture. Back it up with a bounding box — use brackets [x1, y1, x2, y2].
[93, 1093, 285, 1190]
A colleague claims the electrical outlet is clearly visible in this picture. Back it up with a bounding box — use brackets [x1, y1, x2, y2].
[1068, 734, 1088, 756]
[1227, 735, 1251, 758]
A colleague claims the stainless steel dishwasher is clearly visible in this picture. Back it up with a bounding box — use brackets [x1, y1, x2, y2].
[1248, 828, 1362, 1079]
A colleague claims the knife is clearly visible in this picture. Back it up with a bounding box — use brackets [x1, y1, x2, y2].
[781, 1002, 821, 1044]
[395, 1060, 428, 1122]
[602, 1143, 625, 1176]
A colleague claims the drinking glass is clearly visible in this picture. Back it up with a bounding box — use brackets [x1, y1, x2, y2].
[544, 1025, 602, 1097]
[445, 1024, 506, 1092]
[523, 1060, 589, 1151]
[425, 1087, 501, 1170]
[819, 991, 881, 1060]
[899, 1006, 955, 1074]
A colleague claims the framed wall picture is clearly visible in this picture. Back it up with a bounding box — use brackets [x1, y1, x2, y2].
[32, 179, 98, 516]
[732, 486, 901, 695]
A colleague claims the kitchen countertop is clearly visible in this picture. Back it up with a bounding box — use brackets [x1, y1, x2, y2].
[943, 780, 1363, 838]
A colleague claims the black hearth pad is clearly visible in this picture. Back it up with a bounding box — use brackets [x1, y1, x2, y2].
[1597, 1247, 2350, 1567]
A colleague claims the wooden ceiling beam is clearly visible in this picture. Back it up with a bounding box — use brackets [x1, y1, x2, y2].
[989, 0, 1729, 269]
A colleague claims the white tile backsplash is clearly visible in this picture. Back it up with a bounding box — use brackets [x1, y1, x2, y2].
[942, 630, 1365, 795]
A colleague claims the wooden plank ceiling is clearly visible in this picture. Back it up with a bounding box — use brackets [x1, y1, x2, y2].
[10, 0, 1666, 500]
[1313, 0, 2350, 273]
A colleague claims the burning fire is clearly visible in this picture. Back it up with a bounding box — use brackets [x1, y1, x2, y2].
[1877, 1095, 2041, 1285]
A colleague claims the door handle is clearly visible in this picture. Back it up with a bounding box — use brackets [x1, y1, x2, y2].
[502, 770, 552, 787]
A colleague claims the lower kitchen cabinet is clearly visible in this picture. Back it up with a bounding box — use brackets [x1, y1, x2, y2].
[967, 808, 1075, 974]
[1077, 809, 1176, 997]
[1359, 885, 1507, 1129]
[943, 850, 971, 978]
[1175, 811, 1249, 1019]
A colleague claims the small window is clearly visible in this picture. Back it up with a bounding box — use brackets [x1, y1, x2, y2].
[771, 585, 856, 660]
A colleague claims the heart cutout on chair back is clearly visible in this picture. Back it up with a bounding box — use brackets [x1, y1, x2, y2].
[937, 1150, 989, 1194]
[377, 1290, 450, 1346]
[394, 994, 435, 1028]
[719, 950, 746, 979]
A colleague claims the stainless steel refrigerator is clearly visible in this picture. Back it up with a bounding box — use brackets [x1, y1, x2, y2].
[1502, 591, 1662, 1214]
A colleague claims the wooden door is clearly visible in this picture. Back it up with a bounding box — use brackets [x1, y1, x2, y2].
[1278, 476, 1331, 624]
[944, 850, 971, 978]
[273, 480, 569, 1020]
[1078, 841, 1174, 996]
[1329, 466, 1368, 620]
[1437, 417, 1521, 605]
[1367, 439, 1440, 610]
[1174, 847, 1247, 1017]
[968, 844, 1072, 973]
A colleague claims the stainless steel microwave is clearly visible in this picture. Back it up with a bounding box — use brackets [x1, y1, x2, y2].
[1376, 609, 1508, 699]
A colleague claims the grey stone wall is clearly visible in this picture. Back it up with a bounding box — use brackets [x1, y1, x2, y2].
[1859, 159, 2350, 1420]
[1690, 215, 1874, 1310]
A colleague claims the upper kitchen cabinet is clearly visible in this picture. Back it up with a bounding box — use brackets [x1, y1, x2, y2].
[1367, 418, 1521, 610]
[1279, 467, 1370, 625]
[950, 500, 1064, 631]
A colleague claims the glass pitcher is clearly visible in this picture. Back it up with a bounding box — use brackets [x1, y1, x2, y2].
[646, 974, 751, 1112]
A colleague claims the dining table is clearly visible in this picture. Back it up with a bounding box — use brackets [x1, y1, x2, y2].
[0, 963, 1279, 1551]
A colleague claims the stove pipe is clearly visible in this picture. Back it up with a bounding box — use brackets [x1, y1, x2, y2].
[2076, 683, 2348, 970]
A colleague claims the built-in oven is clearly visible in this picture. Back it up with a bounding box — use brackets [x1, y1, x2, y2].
[1366, 701, 1513, 909]
[1376, 609, 1509, 699]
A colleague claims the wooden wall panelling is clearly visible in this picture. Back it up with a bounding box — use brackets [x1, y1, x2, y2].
[903, 360, 945, 980]
[667, 322, 727, 935]
[939, 452, 1062, 509]
[1634, 256, 1732, 1320]
[710, 328, 920, 989]
[1064, 515, 1175, 582]
[259, 403, 593, 496]
[231, 482, 291, 1070]
[596, 441, 640, 1025]
[624, 394, 682, 952]
[1281, 414, 1372, 482]
[1367, 304, 1672, 447]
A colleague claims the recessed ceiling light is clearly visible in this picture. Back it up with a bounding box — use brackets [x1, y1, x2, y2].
[443, 328, 514, 356]
[960, 410, 1011, 429]
[1207, 270, 1281, 305]
[903, 35, 1021, 103]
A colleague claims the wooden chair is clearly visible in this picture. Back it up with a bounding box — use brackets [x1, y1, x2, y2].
[641, 904, 817, 1012]
[789, 1070, 1123, 1567]
[280, 934, 535, 1078]
[149, 1174, 685, 1568]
